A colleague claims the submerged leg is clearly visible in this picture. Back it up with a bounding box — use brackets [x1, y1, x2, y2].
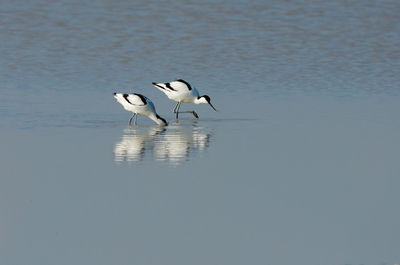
[129, 113, 136, 125]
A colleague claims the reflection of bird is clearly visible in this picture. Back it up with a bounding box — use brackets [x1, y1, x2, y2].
[114, 134, 146, 162]
[192, 127, 210, 151]
[153, 134, 190, 166]
[114, 127, 166, 162]
[152, 79, 217, 119]
[113, 122, 212, 166]
[113, 93, 168, 126]
[153, 124, 211, 166]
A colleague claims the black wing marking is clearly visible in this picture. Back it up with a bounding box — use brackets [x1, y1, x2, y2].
[176, 79, 192, 90]
[152, 82, 165, 90]
[166, 82, 176, 91]
[122, 94, 132, 104]
[133, 93, 148, 105]
[123, 93, 147, 105]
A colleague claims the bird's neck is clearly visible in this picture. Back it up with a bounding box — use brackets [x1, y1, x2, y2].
[149, 113, 167, 126]
[194, 97, 206, 104]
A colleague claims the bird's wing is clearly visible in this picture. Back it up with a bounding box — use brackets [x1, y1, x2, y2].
[124, 93, 147, 106]
[170, 79, 193, 91]
[153, 79, 192, 93]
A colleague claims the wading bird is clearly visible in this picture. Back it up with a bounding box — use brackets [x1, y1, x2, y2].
[114, 92, 168, 126]
[152, 79, 217, 119]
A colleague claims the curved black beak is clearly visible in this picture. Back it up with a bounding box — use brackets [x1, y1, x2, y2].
[209, 102, 217, 111]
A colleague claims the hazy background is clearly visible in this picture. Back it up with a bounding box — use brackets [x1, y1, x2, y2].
[1, 0, 400, 265]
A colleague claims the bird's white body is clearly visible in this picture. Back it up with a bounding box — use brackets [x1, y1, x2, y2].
[152, 79, 216, 119]
[114, 93, 167, 126]
[153, 80, 202, 103]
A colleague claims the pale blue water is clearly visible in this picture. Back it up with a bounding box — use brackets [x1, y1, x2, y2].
[1, 1, 400, 265]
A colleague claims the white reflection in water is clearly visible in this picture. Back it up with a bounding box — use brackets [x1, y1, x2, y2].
[113, 127, 165, 162]
[113, 122, 212, 166]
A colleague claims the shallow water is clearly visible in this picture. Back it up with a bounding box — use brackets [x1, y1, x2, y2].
[1, 1, 400, 265]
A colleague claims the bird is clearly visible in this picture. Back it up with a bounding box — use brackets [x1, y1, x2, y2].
[152, 79, 217, 119]
[113, 92, 168, 126]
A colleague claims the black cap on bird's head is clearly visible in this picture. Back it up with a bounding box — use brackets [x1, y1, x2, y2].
[199, 95, 217, 111]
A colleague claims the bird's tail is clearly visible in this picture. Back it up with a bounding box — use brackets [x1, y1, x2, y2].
[152, 82, 166, 91]
[113, 92, 129, 108]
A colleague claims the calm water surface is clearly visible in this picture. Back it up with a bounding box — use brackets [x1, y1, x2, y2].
[1, 1, 400, 265]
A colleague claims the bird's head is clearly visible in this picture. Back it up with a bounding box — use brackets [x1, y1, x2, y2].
[197, 95, 217, 111]
[156, 114, 168, 126]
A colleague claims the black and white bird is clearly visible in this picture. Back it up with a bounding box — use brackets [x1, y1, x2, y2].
[114, 92, 168, 126]
[152, 79, 217, 119]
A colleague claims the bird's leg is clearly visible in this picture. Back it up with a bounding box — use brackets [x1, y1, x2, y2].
[177, 102, 181, 119]
[176, 110, 199, 119]
[173, 102, 180, 113]
[173, 102, 182, 119]
[129, 113, 136, 125]
[134, 113, 138, 126]
[191, 111, 199, 119]
[173, 102, 199, 119]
